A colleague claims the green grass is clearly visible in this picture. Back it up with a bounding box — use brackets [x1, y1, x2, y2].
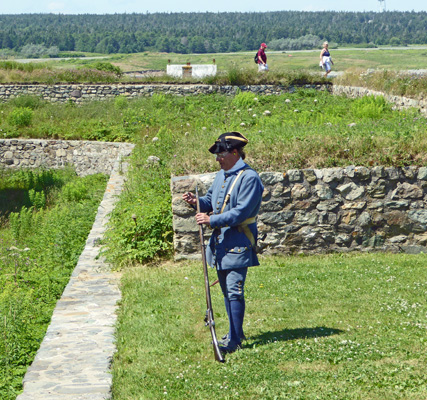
[0, 168, 108, 400]
[112, 253, 427, 400]
[47, 47, 427, 73]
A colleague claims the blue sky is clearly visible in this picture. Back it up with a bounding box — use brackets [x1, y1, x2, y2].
[1, 0, 425, 14]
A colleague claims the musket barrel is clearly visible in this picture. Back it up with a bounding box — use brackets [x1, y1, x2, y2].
[195, 185, 225, 363]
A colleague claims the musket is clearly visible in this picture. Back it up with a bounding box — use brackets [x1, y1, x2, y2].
[195, 185, 225, 363]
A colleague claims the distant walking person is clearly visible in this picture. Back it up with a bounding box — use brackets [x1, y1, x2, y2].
[257, 43, 268, 72]
[320, 41, 334, 77]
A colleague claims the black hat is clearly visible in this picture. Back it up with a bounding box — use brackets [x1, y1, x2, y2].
[208, 132, 249, 154]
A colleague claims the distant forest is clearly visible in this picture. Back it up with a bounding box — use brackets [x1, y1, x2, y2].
[0, 11, 426, 55]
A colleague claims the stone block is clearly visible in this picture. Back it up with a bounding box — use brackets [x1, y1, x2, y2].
[315, 184, 333, 200]
[323, 168, 343, 183]
[396, 182, 423, 199]
[291, 183, 310, 200]
[302, 169, 317, 183]
[337, 182, 364, 201]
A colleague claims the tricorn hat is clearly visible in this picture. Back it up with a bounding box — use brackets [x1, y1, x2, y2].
[208, 132, 249, 154]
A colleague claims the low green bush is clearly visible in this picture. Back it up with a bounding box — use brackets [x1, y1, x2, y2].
[103, 140, 173, 267]
[7, 107, 33, 127]
[87, 61, 122, 77]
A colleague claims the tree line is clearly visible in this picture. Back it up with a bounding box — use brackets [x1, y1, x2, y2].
[0, 11, 426, 55]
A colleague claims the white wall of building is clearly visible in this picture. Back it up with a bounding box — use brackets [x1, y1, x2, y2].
[166, 64, 217, 78]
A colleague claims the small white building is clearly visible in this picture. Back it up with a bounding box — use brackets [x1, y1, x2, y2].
[166, 64, 217, 79]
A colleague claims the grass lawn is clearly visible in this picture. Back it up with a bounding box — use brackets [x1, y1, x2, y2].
[46, 46, 427, 73]
[112, 253, 427, 400]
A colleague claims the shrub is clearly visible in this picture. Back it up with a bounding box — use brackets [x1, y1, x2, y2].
[232, 91, 257, 108]
[60, 180, 89, 202]
[9, 206, 34, 241]
[7, 107, 33, 127]
[4, 169, 58, 191]
[351, 95, 391, 119]
[28, 189, 46, 209]
[89, 62, 122, 77]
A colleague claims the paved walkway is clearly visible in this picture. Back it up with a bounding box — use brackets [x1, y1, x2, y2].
[17, 154, 132, 400]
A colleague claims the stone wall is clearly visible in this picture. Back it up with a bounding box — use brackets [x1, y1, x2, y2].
[0, 83, 329, 104]
[1, 83, 425, 116]
[0, 139, 134, 176]
[172, 166, 427, 260]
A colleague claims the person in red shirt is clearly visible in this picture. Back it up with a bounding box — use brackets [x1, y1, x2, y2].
[257, 43, 268, 72]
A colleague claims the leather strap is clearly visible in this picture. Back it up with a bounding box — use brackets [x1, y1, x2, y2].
[219, 169, 257, 247]
[237, 218, 256, 246]
[219, 169, 246, 214]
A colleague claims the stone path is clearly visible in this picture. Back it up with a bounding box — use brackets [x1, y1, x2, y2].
[16, 153, 132, 400]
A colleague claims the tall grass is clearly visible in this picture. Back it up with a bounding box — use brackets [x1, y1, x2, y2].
[336, 68, 427, 99]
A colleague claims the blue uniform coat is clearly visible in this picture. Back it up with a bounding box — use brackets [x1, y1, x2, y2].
[198, 160, 264, 270]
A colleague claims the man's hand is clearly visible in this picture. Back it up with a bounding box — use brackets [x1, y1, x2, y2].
[196, 213, 211, 226]
[182, 191, 196, 205]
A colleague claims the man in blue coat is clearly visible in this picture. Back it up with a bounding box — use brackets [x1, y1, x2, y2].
[183, 131, 264, 353]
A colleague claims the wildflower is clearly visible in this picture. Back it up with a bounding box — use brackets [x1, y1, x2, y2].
[285, 99, 291, 103]
[152, 137, 159, 142]
[254, 97, 258, 101]
[252, 114, 257, 117]
[263, 110, 271, 116]
[240, 122, 246, 127]
[202, 127, 207, 130]
[294, 109, 299, 112]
